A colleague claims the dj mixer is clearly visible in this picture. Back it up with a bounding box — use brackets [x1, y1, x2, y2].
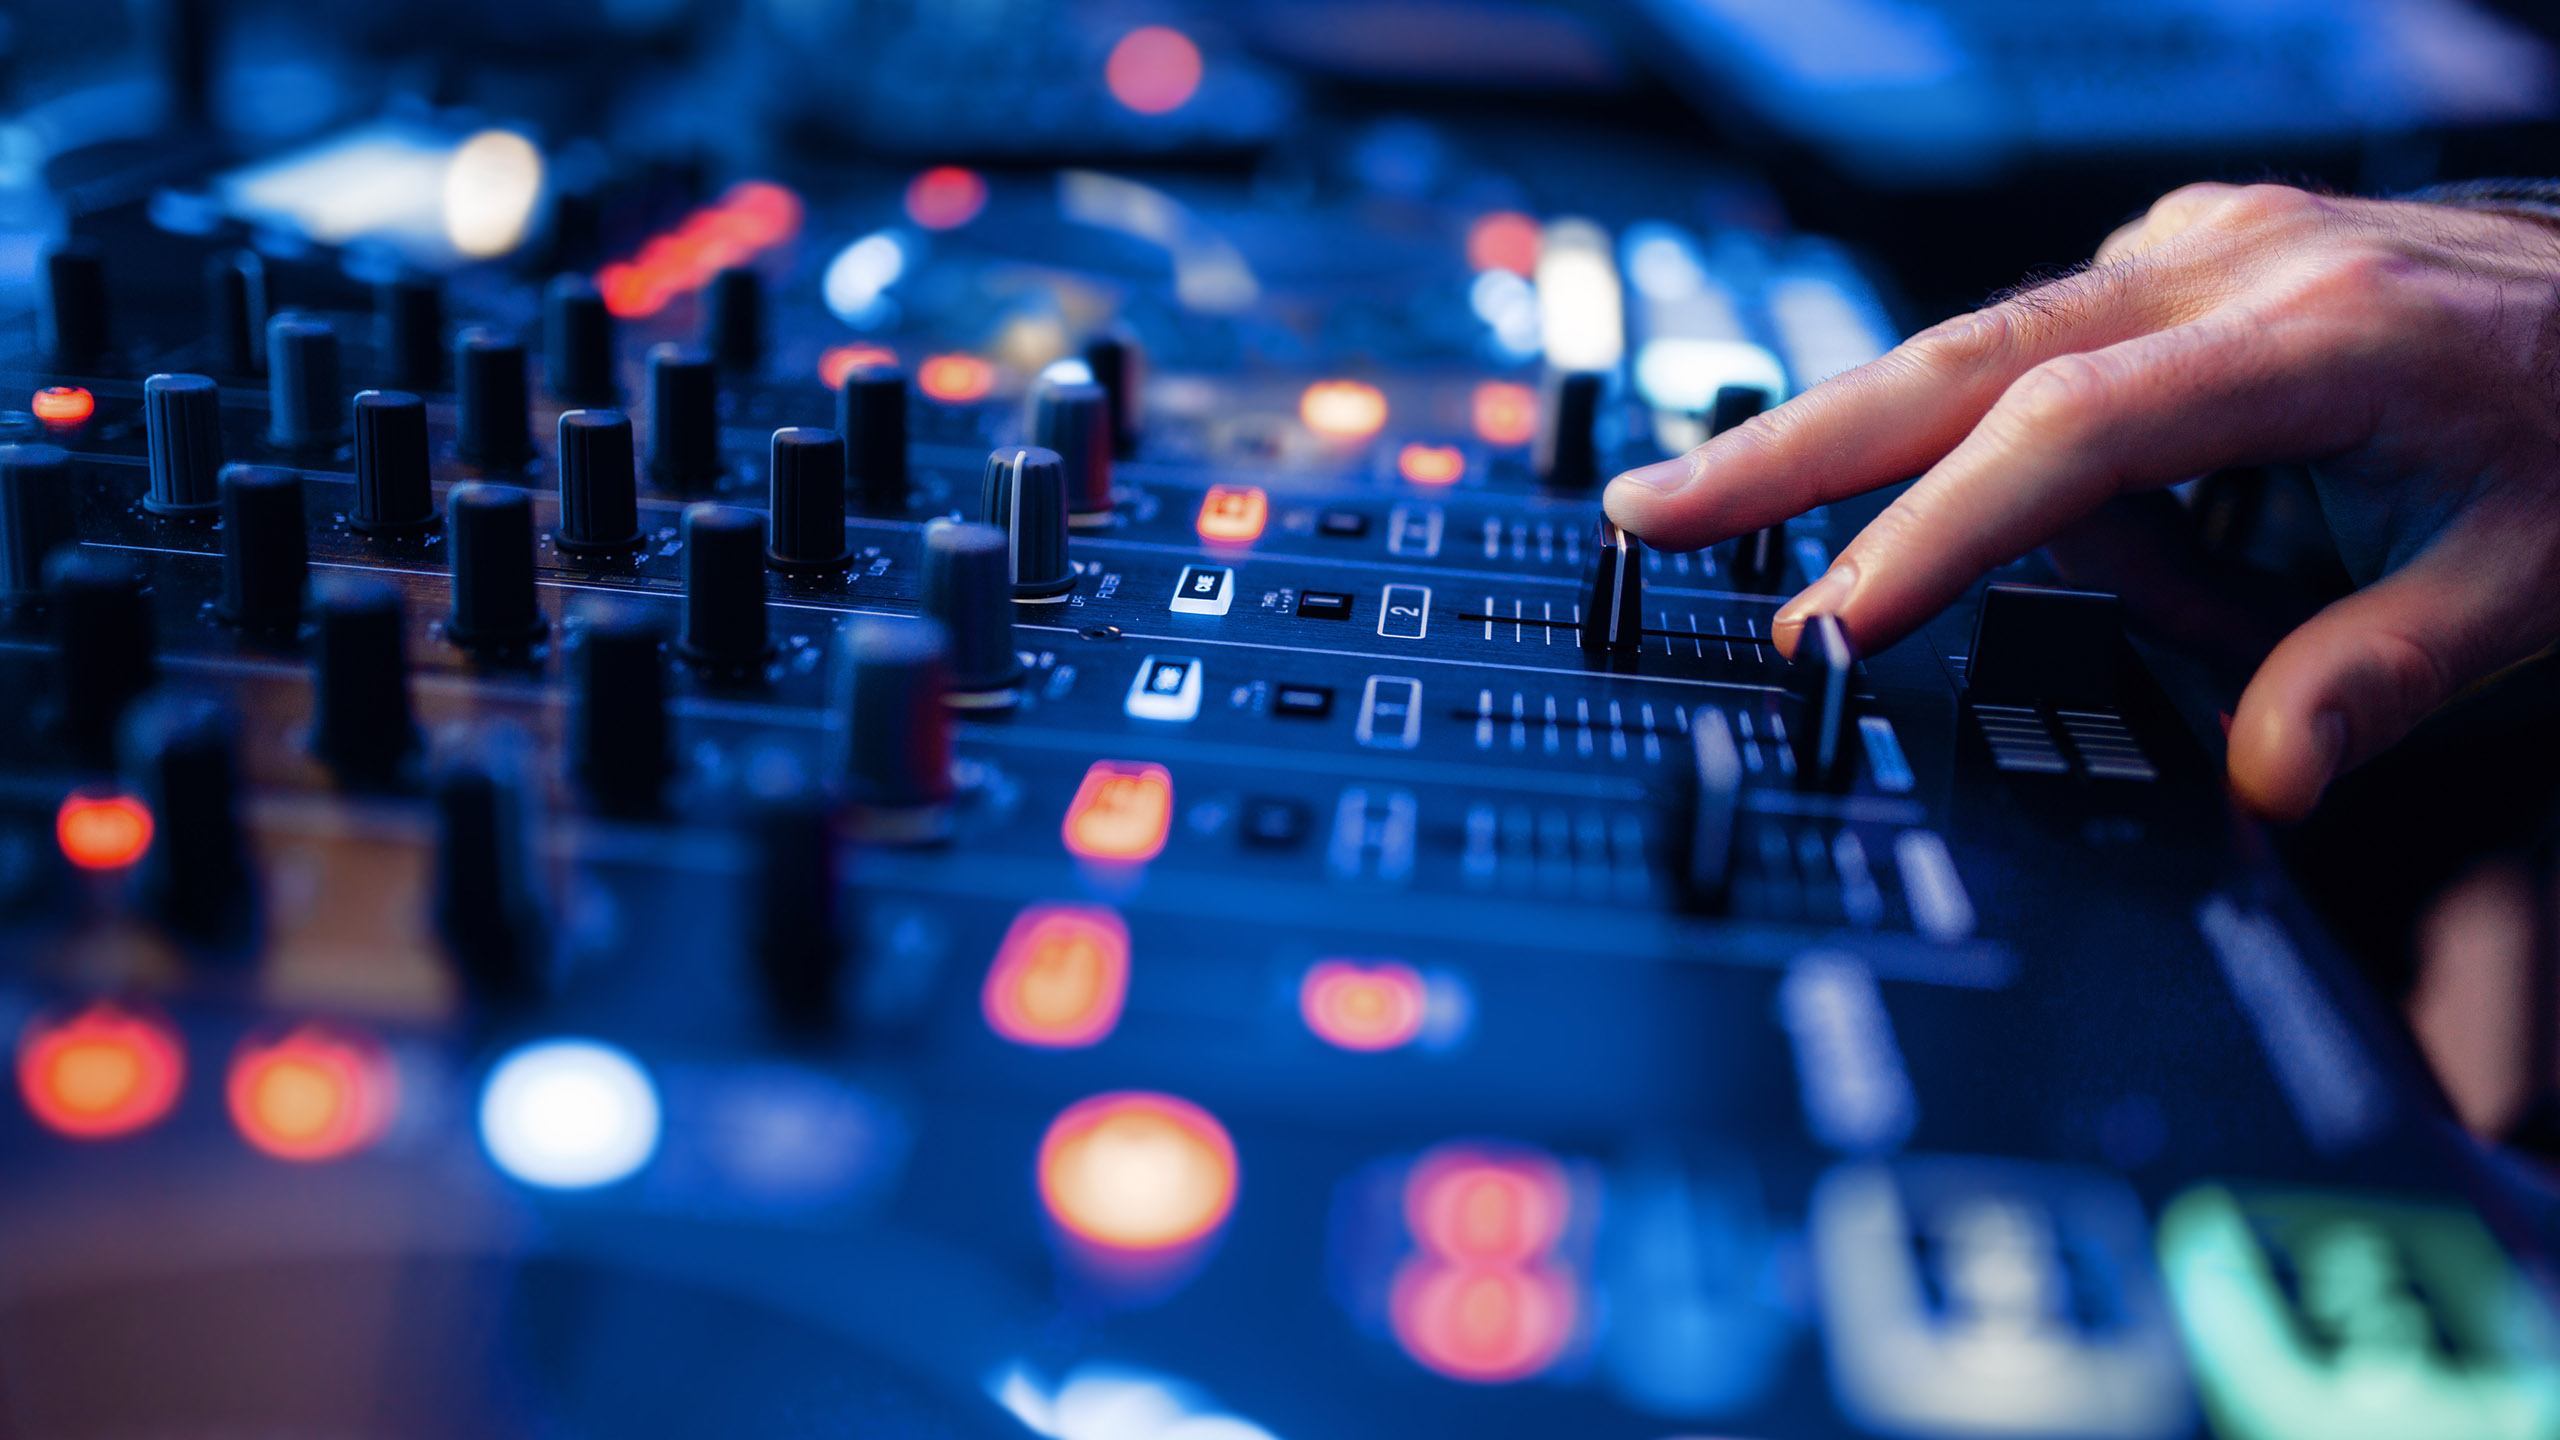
[3, 13, 2559, 1437]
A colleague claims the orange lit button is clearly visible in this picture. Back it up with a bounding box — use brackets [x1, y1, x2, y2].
[1195, 485, 1268, 544]
[19, 1003, 186, 1140]
[984, 904, 1130, 1049]
[57, 792, 153, 871]
[1301, 380, 1388, 441]
[1398, 443, 1465, 486]
[1062, 761, 1174, 862]
[229, 1026, 396, 1162]
[1471, 381, 1538, 449]
[1302, 960, 1428, 1052]
[32, 386, 94, 427]
[1039, 1091, 1237, 1251]
[818, 343, 898, 389]
[904, 166, 989, 231]
[919, 353, 995, 404]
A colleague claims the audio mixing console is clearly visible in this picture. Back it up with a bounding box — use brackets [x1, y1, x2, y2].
[0, 64, 2554, 1440]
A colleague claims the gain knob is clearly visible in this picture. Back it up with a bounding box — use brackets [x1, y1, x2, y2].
[40, 242, 108, 365]
[568, 602, 672, 816]
[47, 551, 156, 767]
[1083, 334, 1142, 458]
[1031, 377, 1114, 526]
[455, 327, 533, 468]
[0, 444, 77, 600]
[432, 725, 550, 1001]
[705, 265, 764, 375]
[1579, 517, 1644, 659]
[545, 273, 618, 407]
[980, 446, 1075, 601]
[838, 364, 908, 515]
[142, 372, 223, 517]
[216, 464, 307, 631]
[646, 344, 721, 490]
[678, 503, 771, 670]
[1536, 370, 1603, 490]
[767, 427, 852, 571]
[351, 389, 436, 533]
[555, 409, 642, 553]
[266, 314, 346, 449]
[1787, 612, 1857, 789]
[376, 272, 445, 391]
[443, 483, 546, 650]
[832, 615, 956, 842]
[308, 576, 418, 789]
[921, 519, 1022, 706]
[121, 693, 254, 947]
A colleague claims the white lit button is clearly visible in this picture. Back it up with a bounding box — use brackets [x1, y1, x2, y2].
[1168, 565, 1234, 616]
[1125, 656, 1204, 722]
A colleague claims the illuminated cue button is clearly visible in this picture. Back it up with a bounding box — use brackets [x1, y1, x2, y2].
[1168, 565, 1233, 616]
[228, 1026, 395, 1162]
[1124, 656, 1203, 722]
[1062, 760, 1174, 862]
[983, 904, 1130, 1049]
[1039, 1092, 1238, 1251]
[1195, 485, 1268, 544]
[479, 1039, 661, 1190]
[1301, 960, 1428, 1052]
[18, 1004, 186, 1140]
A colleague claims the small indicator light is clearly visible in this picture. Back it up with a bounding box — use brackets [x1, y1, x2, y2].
[479, 1039, 661, 1190]
[229, 1025, 396, 1162]
[1039, 1091, 1237, 1251]
[1466, 212, 1543, 276]
[1106, 27, 1205, 116]
[1397, 443, 1465, 486]
[1471, 381, 1539, 448]
[904, 166, 990, 231]
[1301, 380, 1388, 441]
[19, 1003, 186, 1140]
[1302, 961, 1428, 1052]
[56, 792, 152, 871]
[818, 343, 899, 390]
[31, 386, 94, 427]
[918, 353, 996, 404]
[984, 904, 1131, 1049]
[1194, 485, 1269, 544]
[1062, 760, 1174, 863]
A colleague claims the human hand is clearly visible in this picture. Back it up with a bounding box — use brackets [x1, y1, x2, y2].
[1603, 183, 2560, 820]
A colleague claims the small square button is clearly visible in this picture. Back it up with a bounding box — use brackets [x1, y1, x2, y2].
[1318, 510, 1369, 538]
[1297, 590, 1353, 621]
[1275, 684, 1333, 718]
[1169, 564, 1234, 616]
[1240, 798, 1309, 848]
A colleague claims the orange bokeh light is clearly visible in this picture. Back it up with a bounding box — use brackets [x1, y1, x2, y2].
[1300, 380, 1388, 441]
[31, 386, 94, 426]
[1106, 27, 1204, 115]
[1392, 1262, 1579, 1383]
[984, 904, 1130, 1049]
[19, 1003, 185, 1140]
[1397, 443, 1465, 486]
[1466, 212, 1543, 276]
[1039, 1091, 1237, 1251]
[57, 792, 153, 871]
[918, 353, 996, 404]
[1301, 961, 1428, 1052]
[1471, 380, 1539, 449]
[818, 343, 900, 390]
[228, 1026, 396, 1162]
[904, 166, 990, 231]
[1062, 761, 1174, 862]
[595, 180, 803, 319]
[1194, 485, 1269, 544]
[1390, 1145, 1579, 1383]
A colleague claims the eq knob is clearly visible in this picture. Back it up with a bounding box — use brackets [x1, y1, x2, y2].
[432, 725, 550, 1001]
[1715, 387, 1786, 592]
[980, 446, 1075, 601]
[122, 693, 254, 947]
[204, 250, 266, 376]
[646, 344, 721, 490]
[216, 464, 307, 630]
[545, 273, 618, 407]
[47, 551, 156, 767]
[376, 273, 445, 391]
[767, 427, 852, 571]
[838, 364, 909, 515]
[1031, 378, 1115, 526]
[568, 602, 672, 817]
[308, 576, 419, 789]
[1083, 334, 1142, 457]
[1579, 517, 1645, 659]
[266, 314, 346, 448]
[832, 615, 957, 842]
[1787, 612, 1857, 789]
[1536, 370, 1604, 490]
[921, 519, 1022, 705]
[705, 265, 764, 375]
[444, 483, 547, 649]
[351, 389, 436, 533]
[455, 328, 533, 468]
[555, 409, 642, 553]
[678, 503, 772, 671]
[142, 372, 223, 516]
[744, 749, 843, 1031]
[0, 443, 77, 600]
[40, 242, 107, 365]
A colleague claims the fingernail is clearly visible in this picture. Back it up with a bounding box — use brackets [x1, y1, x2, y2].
[1610, 453, 1699, 496]
[2308, 708, 2348, 791]
[1772, 560, 1858, 650]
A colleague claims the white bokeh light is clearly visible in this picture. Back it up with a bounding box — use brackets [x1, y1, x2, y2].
[479, 1039, 662, 1190]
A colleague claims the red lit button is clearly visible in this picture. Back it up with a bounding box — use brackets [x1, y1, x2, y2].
[19, 1003, 185, 1140]
[1397, 443, 1465, 486]
[1390, 1144, 1580, 1383]
[1106, 27, 1204, 115]
[56, 792, 152, 871]
[1194, 485, 1269, 544]
[229, 1025, 396, 1162]
[984, 904, 1130, 1049]
[31, 386, 95, 427]
[1301, 960, 1428, 1052]
[1466, 212, 1542, 276]
[904, 167, 990, 231]
[1062, 761, 1174, 862]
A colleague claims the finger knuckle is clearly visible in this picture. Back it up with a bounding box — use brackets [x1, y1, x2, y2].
[2358, 627, 2454, 725]
[1898, 305, 2020, 375]
[1998, 352, 2119, 439]
[2207, 182, 2327, 232]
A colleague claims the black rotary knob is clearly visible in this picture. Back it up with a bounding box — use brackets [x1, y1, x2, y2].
[555, 409, 641, 553]
[266, 314, 345, 449]
[204, 250, 266, 376]
[47, 550, 155, 766]
[980, 446, 1075, 601]
[838, 364, 908, 515]
[444, 482, 546, 649]
[832, 615, 957, 838]
[678, 502, 771, 669]
[767, 427, 851, 571]
[40, 242, 107, 364]
[143, 372, 223, 516]
[308, 576, 418, 789]
[647, 344, 721, 490]
[705, 265, 763, 375]
[1031, 377, 1114, 526]
[745, 749, 843, 1031]
[0, 444, 77, 599]
[375, 273, 445, 391]
[216, 464, 307, 630]
[1579, 517, 1645, 658]
[545, 273, 618, 407]
[351, 389, 436, 533]
[568, 601, 671, 816]
[455, 327, 532, 468]
[1536, 369, 1603, 490]
[121, 693, 254, 947]
[1084, 335, 1141, 458]
[922, 519, 1022, 704]
[432, 725, 550, 1001]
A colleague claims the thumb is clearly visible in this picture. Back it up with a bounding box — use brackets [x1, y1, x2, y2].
[2227, 527, 2557, 821]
